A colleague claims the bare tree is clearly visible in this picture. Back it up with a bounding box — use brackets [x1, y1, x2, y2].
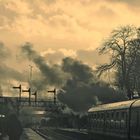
[97, 25, 138, 99]
[128, 38, 140, 96]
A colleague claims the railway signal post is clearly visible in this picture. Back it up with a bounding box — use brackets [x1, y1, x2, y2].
[32, 90, 37, 105]
[22, 88, 31, 106]
[48, 88, 57, 104]
[13, 84, 22, 102]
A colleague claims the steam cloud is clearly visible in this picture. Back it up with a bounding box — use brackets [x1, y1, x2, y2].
[21, 43, 68, 89]
[21, 43, 125, 112]
[58, 57, 125, 112]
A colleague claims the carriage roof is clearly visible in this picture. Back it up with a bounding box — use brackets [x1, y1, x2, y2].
[88, 100, 136, 113]
[131, 99, 140, 108]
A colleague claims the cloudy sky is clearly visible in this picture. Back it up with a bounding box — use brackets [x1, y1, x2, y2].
[1, 0, 140, 96]
[1, 0, 140, 51]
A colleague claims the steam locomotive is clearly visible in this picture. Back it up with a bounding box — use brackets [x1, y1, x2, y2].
[88, 99, 140, 140]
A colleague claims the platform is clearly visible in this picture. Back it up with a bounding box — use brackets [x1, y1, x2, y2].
[2, 128, 45, 140]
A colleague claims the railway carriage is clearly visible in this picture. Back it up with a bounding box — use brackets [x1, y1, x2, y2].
[88, 99, 140, 140]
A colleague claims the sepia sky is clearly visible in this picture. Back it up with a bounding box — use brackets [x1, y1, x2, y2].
[0, 0, 140, 52]
[1, 0, 140, 96]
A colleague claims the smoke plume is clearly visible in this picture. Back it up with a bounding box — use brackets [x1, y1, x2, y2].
[21, 43, 125, 112]
[58, 57, 125, 112]
[21, 43, 68, 89]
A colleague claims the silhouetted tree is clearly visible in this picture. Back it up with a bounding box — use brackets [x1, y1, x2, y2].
[97, 25, 140, 99]
[127, 38, 140, 96]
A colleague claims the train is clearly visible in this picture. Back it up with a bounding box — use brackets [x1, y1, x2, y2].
[88, 99, 140, 140]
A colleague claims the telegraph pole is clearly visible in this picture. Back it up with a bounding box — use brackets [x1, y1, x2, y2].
[12, 84, 22, 116]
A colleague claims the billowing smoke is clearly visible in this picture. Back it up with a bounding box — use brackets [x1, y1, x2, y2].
[21, 43, 68, 89]
[21, 43, 125, 112]
[57, 57, 126, 112]
[62, 57, 96, 83]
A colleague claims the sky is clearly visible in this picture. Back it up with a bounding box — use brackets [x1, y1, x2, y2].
[1, 0, 140, 96]
[1, 0, 140, 51]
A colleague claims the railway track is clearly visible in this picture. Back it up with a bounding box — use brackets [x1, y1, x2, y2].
[34, 128, 88, 140]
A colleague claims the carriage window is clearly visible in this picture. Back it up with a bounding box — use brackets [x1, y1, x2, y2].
[101, 113, 104, 119]
[98, 113, 100, 119]
[131, 109, 138, 135]
[121, 112, 125, 120]
[94, 114, 97, 119]
[90, 114, 92, 119]
[111, 112, 114, 119]
[97, 113, 99, 118]
[116, 112, 119, 120]
[109, 112, 112, 119]
[136, 111, 139, 129]
[106, 112, 109, 119]
[100, 112, 102, 119]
